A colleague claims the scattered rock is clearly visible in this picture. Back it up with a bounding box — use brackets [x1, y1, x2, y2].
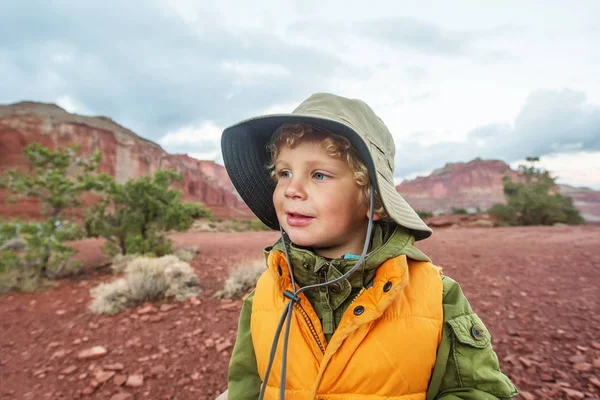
[47, 342, 60, 349]
[113, 374, 127, 386]
[593, 358, 600, 368]
[518, 357, 533, 368]
[125, 374, 144, 387]
[60, 365, 77, 375]
[77, 346, 108, 360]
[81, 386, 96, 395]
[562, 388, 585, 399]
[55, 310, 67, 316]
[150, 364, 167, 377]
[189, 296, 201, 306]
[215, 339, 232, 353]
[573, 363, 592, 372]
[103, 363, 125, 371]
[519, 391, 535, 400]
[94, 370, 116, 384]
[591, 341, 600, 350]
[568, 354, 586, 364]
[590, 377, 600, 388]
[137, 305, 157, 315]
[50, 349, 68, 360]
[160, 303, 178, 312]
[110, 393, 133, 400]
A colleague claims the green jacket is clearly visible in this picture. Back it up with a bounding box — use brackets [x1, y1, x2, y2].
[227, 224, 518, 399]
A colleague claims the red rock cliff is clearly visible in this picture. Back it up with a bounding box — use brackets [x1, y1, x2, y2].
[396, 158, 600, 222]
[0, 101, 251, 219]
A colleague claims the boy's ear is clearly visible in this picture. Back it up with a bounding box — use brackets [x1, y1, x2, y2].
[366, 210, 381, 221]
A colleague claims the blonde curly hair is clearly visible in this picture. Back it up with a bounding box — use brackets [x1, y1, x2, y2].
[266, 122, 388, 219]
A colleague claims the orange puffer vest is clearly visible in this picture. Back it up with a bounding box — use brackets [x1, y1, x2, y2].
[251, 250, 444, 400]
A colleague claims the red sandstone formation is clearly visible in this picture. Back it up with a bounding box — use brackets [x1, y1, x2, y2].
[0, 101, 251, 220]
[396, 158, 600, 222]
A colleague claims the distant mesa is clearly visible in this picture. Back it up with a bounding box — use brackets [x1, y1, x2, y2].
[0, 101, 251, 220]
[396, 158, 600, 223]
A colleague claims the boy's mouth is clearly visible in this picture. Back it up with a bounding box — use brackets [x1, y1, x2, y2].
[285, 212, 314, 227]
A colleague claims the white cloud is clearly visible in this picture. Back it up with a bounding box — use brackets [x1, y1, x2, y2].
[159, 121, 223, 145]
[511, 152, 600, 189]
[221, 61, 290, 86]
[55, 95, 90, 114]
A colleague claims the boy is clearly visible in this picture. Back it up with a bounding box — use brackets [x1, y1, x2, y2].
[219, 93, 517, 400]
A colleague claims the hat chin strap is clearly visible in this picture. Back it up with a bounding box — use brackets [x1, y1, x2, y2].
[258, 186, 376, 400]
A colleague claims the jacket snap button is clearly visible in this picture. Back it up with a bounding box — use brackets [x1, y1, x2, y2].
[277, 266, 282, 276]
[383, 281, 392, 292]
[330, 283, 341, 293]
[353, 306, 365, 316]
[303, 262, 310, 269]
[471, 326, 484, 340]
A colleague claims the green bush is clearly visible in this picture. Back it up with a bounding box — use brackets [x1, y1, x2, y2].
[85, 170, 210, 256]
[489, 157, 584, 226]
[451, 208, 469, 215]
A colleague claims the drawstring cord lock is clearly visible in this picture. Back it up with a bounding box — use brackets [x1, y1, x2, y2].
[283, 290, 300, 303]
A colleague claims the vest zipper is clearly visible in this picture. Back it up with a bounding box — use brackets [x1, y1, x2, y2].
[294, 302, 326, 354]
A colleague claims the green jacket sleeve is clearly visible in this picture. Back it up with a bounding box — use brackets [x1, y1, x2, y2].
[426, 276, 518, 400]
[227, 289, 262, 400]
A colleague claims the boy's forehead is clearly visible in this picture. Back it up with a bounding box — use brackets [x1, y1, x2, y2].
[275, 144, 348, 167]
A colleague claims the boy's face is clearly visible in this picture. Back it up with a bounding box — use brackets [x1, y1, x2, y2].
[273, 139, 372, 259]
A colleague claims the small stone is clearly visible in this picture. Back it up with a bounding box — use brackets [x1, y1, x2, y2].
[190, 372, 201, 381]
[61, 366, 77, 375]
[150, 364, 167, 376]
[88, 322, 100, 329]
[77, 346, 108, 360]
[103, 363, 124, 371]
[518, 357, 533, 368]
[48, 342, 60, 349]
[576, 345, 589, 352]
[110, 394, 133, 400]
[590, 377, 600, 388]
[593, 358, 600, 368]
[78, 373, 88, 380]
[591, 341, 600, 350]
[81, 386, 95, 395]
[189, 297, 201, 306]
[113, 374, 127, 386]
[562, 388, 585, 399]
[574, 362, 592, 372]
[178, 377, 191, 386]
[160, 303, 178, 312]
[125, 374, 144, 387]
[540, 373, 554, 382]
[140, 315, 150, 322]
[50, 349, 68, 360]
[137, 305, 157, 315]
[72, 339, 82, 345]
[149, 315, 164, 323]
[55, 310, 67, 315]
[568, 354, 586, 364]
[94, 370, 116, 384]
[520, 391, 535, 400]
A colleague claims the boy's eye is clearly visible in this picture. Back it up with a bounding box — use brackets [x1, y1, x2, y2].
[279, 170, 292, 179]
[313, 172, 327, 181]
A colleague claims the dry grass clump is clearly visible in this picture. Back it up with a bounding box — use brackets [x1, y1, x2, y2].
[173, 246, 198, 262]
[110, 254, 139, 274]
[214, 261, 265, 299]
[89, 255, 200, 314]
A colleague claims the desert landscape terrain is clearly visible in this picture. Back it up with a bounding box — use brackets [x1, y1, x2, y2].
[1, 225, 599, 400]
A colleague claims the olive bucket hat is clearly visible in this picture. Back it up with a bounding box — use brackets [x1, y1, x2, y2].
[221, 92, 432, 241]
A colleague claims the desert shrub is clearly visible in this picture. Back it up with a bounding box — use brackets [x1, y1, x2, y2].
[490, 157, 584, 226]
[85, 170, 210, 256]
[215, 262, 265, 299]
[110, 254, 139, 275]
[89, 255, 200, 314]
[173, 246, 198, 262]
[451, 208, 469, 215]
[0, 220, 84, 293]
[0, 144, 107, 282]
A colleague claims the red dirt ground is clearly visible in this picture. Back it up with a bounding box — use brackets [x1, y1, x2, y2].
[1, 226, 599, 400]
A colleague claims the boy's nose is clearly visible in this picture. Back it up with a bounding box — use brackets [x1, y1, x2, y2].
[284, 177, 307, 200]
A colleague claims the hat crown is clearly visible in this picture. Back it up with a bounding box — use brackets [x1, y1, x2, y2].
[292, 93, 396, 174]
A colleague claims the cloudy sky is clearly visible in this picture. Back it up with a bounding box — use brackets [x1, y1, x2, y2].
[2, 1, 600, 188]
